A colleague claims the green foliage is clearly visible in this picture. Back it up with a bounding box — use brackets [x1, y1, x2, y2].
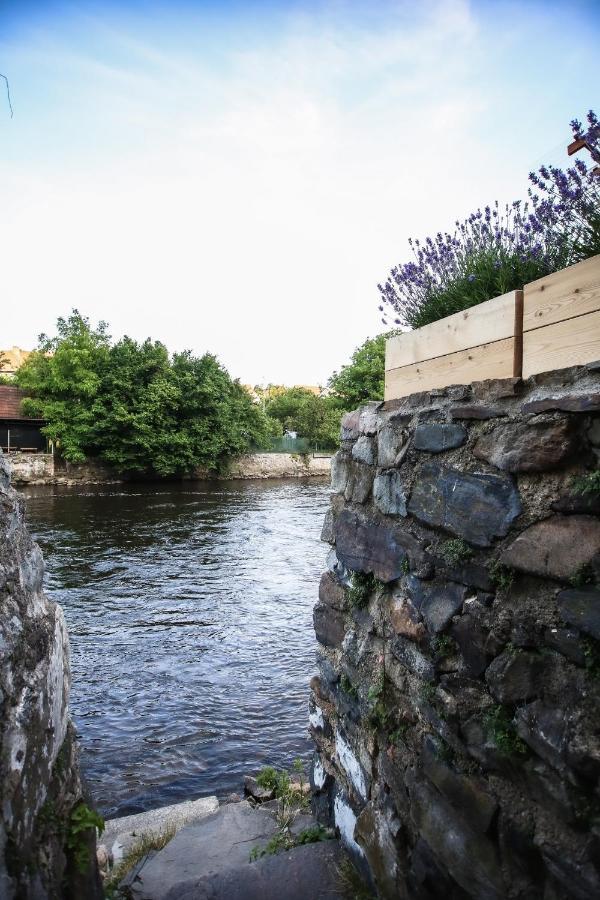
[262, 385, 341, 449]
[483, 705, 528, 757]
[340, 673, 359, 700]
[431, 634, 456, 657]
[348, 572, 379, 608]
[66, 802, 104, 874]
[389, 723, 409, 745]
[295, 824, 330, 845]
[400, 557, 410, 575]
[249, 833, 291, 861]
[570, 563, 596, 589]
[17, 311, 271, 475]
[328, 334, 391, 409]
[572, 471, 600, 496]
[439, 539, 473, 566]
[489, 561, 514, 592]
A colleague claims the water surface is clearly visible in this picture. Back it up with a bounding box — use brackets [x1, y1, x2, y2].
[22, 478, 329, 818]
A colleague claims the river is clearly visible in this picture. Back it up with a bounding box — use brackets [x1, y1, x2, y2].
[21, 478, 330, 819]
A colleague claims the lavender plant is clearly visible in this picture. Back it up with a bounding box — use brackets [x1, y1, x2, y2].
[379, 110, 599, 330]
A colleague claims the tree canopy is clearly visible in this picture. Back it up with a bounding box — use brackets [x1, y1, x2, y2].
[327, 333, 391, 409]
[262, 386, 341, 449]
[17, 311, 271, 476]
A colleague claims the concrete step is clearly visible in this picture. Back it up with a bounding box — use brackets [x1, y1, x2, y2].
[102, 796, 219, 864]
[129, 800, 279, 899]
[127, 800, 345, 900]
[162, 840, 346, 900]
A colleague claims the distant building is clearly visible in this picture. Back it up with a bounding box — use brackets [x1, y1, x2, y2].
[0, 386, 47, 452]
[0, 346, 33, 378]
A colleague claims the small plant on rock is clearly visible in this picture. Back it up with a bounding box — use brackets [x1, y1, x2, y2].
[484, 705, 527, 757]
[348, 572, 378, 608]
[572, 470, 600, 496]
[66, 802, 104, 874]
[431, 634, 456, 657]
[340, 673, 359, 700]
[489, 561, 514, 592]
[439, 539, 473, 566]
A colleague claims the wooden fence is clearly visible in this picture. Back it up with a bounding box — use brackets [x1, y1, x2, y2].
[385, 254, 600, 401]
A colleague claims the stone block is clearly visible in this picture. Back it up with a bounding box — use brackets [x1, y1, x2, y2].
[522, 393, 600, 414]
[377, 422, 409, 468]
[408, 462, 522, 547]
[355, 803, 404, 900]
[390, 636, 435, 681]
[557, 587, 600, 640]
[344, 461, 374, 504]
[485, 649, 548, 703]
[407, 774, 505, 900]
[451, 613, 492, 677]
[373, 470, 408, 517]
[330, 451, 350, 494]
[389, 592, 426, 642]
[450, 405, 508, 420]
[421, 736, 497, 833]
[473, 419, 576, 472]
[515, 701, 569, 773]
[500, 515, 600, 580]
[410, 579, 467, 634]
[320, 508, 335, 544]
[313, 602, 346, 648]
[318, 571, 346, 611]
[352, 435, 376, 465]
[341, 410, 361, 441]
[543, 626, 586, 665]
[413, 423, 467, 453]
[334, 509, 424, 583]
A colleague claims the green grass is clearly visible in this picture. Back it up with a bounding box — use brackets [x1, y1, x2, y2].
[439, 539, 473, 566]
[104, 826, 176, 896]
[348, 572, 378, 608]
[572, 471, 600, 496]
[483, 705, 527, 757]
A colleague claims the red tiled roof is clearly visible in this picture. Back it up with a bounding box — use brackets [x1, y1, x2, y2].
[0, 386, 44, 421]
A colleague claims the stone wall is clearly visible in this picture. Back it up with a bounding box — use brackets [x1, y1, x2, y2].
[8, 452, 331, 485]
[310, 364, 600, 900]
[0, 454, 102, 898]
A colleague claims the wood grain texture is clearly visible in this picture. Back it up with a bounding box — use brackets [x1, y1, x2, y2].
[523, 255, 600, 333]
[513, 290, 524, 378]
[385, 291, 519, 371]
[385, 338, 515, 400]
[522, 308, 600, 378]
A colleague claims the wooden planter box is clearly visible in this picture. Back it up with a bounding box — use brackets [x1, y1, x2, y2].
[384, 254, 600, 401]
[384, 290, 523, 401]
[522, 254, 600, 378]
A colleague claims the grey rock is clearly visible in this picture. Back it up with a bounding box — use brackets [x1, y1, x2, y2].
[391, 636, 435, 680]
[334, 509, 424, 583]
[500, 515, 600, 580]
[538, 841, 600, 900]
[485, 649, 548, 703]
[320, 508, 335, 543]
[413, 423, 467, 453]
[131, 801, 280, 899]
[543, 626, 586, 665]
[314, 602, 346, 648]
[408, 461, 522, 547]
[318, 571, 346, 610]
[515, 701, 569, 773]
[326, 549, 352, 587]
[408, 579, 467, 634]
[473, 419, 576, 472]
[389, 592, 426, 641]
[344, 461, 374, 504]
[407, 774, 506, 900]
[557, 587, 600, 639]
[352, 435, 376, 465]
[450, 405, 508, 420]
[341, 410, 361, 441]
[330, 451, 349, 494]
[472, 378, 522, 400]
[421, 736, 497, 833]
[373, 470, 408, 516]
[522, 393, 600, 414]
[377, 422, 409, 468]
[451, 614, 492, 677]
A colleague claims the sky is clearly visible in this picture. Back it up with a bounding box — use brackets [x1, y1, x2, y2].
[1, 0, 599, 386]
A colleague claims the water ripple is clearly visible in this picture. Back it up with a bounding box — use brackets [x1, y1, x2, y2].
[22, 478, 329, 817]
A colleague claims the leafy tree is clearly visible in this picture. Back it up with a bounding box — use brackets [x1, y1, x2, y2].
[263, 387, 340, 448]
[328, 333, 391, 409]
[16, 311, 111, 461]
[16, 311, 272, 475]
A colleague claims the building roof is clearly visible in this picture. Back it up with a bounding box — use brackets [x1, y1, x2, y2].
[0, 346, 33, 375]
[0, 386, 44, 421]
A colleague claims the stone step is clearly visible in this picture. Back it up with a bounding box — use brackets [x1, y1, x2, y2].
[102, 795, 219, 864]
[162, 840, 346, 900]
[127, 800, 344, 900]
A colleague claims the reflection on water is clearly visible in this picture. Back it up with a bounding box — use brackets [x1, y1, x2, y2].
[22, 478, 329, 818]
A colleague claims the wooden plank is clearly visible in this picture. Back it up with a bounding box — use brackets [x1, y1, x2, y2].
[522, 308, 600, 378]
[385, 337, 515, 401]
[513, 290, 524, 378]
[386, 291, 519, 371]
[523, 255, 600, 333]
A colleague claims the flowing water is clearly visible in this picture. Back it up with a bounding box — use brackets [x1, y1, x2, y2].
[21, 478, 330, 818]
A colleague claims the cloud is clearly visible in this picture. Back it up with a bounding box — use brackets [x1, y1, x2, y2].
[0, 0, 598, 383]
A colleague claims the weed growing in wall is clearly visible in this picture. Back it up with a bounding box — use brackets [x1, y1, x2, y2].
[348, 572, 379, 608]
[572, 471, 600, 496]
[483, 706, 528, 758]
[439, 539, 474, 566]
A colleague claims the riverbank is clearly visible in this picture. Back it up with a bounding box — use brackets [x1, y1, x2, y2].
[6, 451, 331, 485]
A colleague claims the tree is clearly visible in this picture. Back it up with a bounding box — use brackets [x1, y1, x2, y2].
[264, 387, 340, 448]
[328, 333, 391, 409]
[16, 311, 272, 475]
[16, 311, 111, 461]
